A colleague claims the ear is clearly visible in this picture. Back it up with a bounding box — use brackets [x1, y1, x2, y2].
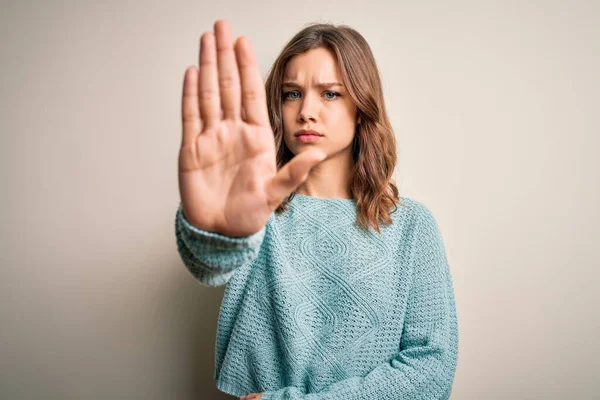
[356, 114, 362, 125]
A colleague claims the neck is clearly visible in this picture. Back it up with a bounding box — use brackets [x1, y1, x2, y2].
[295, 147, 353, 199]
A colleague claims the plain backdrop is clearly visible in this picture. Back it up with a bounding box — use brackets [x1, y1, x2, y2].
[1, 1, 599, 399]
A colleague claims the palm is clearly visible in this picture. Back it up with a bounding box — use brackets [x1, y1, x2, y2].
[179, 119, 277, 237]
[179, 20, 326, 237]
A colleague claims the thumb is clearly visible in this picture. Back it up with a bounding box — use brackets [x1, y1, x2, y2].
[266, 149, 327, 209]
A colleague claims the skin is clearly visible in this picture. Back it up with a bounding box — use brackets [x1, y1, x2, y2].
[240, 393, 263, 400]
[282, 47, 361, 199]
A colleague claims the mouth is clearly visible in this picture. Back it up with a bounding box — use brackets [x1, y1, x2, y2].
[295, 133, 323, 143]
[295, 129, 323, 137]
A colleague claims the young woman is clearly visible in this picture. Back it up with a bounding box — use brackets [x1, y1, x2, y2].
[176, 19, 458, 400]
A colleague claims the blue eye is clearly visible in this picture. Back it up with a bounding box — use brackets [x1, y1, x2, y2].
[324, 91, 341, 100]
[283, 91, 300, 100]
[282, 91, 341, 100]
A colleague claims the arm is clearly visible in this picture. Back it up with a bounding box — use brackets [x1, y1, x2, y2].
[174, 203, 266, 287]
[260, 204, 459, 400]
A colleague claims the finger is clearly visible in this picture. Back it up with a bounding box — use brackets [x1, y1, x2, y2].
[235, 36, 269, 126]
[181, 66, 201, 147]
[266, 149, 328, 209]
[214, 20, 241, 120]
[198, 32, 220, 129]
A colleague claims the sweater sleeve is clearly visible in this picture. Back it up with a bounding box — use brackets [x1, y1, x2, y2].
[259, 203, 459, 400]
[174, 203, 266, 287]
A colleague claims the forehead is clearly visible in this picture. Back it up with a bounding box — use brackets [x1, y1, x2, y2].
[283, 48, 342, 82]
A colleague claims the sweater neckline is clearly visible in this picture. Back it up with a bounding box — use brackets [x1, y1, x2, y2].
[291, 192, 357, 203]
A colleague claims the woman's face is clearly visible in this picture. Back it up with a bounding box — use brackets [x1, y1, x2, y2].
[281, 48, 359, 159]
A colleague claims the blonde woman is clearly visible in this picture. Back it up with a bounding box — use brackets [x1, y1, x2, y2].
[176, 19, 458, 400]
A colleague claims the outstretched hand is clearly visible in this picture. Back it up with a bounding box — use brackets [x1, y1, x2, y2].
[179, 19, 327, 237]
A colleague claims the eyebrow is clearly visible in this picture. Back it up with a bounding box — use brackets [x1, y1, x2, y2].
[282, 81, 344, 89]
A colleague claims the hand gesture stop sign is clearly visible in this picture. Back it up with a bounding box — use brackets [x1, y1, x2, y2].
[179, 20, 327, 237]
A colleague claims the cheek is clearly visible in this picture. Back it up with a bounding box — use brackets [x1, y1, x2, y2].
[280, 108, 295, 147]
[281, 112, 292, 137]
[329, 107, 355, 130]
[281, 106, 294, 130]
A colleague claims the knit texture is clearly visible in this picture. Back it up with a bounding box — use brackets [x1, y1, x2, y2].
[175, 194, 458, 399]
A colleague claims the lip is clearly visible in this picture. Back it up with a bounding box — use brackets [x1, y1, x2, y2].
[294, 129, 323, 137]
[296, 134, 323, 143]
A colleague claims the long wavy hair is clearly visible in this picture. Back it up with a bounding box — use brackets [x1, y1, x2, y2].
[264, 22, 402, 234]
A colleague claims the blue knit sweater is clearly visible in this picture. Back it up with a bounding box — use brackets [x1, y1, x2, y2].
[174, 193, 458, 399]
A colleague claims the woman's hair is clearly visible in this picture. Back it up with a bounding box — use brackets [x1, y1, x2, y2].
[264, 22, 402, 233]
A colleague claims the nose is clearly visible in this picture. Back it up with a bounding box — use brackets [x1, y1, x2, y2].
[297, 95, 317, 123]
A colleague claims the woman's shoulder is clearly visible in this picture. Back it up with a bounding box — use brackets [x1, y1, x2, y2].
[396, 195, 436, 218]
[395, 196, 442, 233]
